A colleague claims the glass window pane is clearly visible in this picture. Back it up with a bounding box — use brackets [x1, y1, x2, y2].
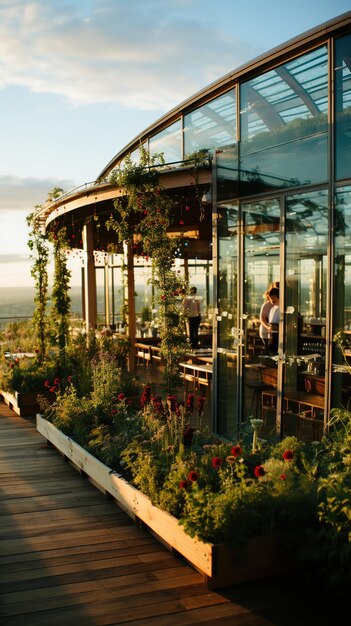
[240, 46, 328, 194]
[335, 34, 351, 180]
[184, 90, 236, 155]
[243, 200, 280, 435]
[216, 145, 239, 202]
[332, 186, 351, 409]
[284, 190, 328, 440]
[149, 120, 182, 164]
[240, 134, 328, 193]
[217, 200, 239, 438]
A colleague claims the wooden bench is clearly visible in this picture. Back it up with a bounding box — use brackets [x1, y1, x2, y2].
[261, 389, 324, 439]
[135, 343, 152, 367]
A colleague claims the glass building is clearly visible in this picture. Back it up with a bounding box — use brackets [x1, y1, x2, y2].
[39, 12, 351, 441]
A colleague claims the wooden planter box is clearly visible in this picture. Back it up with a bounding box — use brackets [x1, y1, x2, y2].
[1, 389, 54, 417]
[36, 414, 291, 589]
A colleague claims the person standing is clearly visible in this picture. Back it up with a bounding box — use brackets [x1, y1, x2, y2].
[259, 290, 273, 352]
[267, 287, 280, 354]
[183, 286, 202, 349]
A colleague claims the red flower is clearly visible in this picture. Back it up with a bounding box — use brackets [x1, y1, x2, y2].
[49, 387, 56, 393]
[118, 393, 125, 401]
[166, 395, 177, 411]
[283, 450, 294, 462]
[188, 470, 198, 482]
[212, 456, 223, 469]
[231, 445, 242, 458]
[183, 426, 195, 446]
[179, 480, 188, 489]
[254, 465, 266, 478]
[186, 393, 195, 412]
[197, 396, 205, 416]
[44, 380, 50, 388]
[111, 409, 117, 415]
[54, 378, 60, 385]
[280, 474, 287, 481]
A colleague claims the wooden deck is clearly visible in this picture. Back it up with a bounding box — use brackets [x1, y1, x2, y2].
[0, 402, 342, 625]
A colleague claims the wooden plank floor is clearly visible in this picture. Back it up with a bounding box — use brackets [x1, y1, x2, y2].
[0, 402, 343, 625]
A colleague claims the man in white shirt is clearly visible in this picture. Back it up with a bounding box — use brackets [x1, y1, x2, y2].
[183, 286, 201, 349]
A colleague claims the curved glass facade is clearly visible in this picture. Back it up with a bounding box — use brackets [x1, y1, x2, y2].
[212, 27, 351, 442]
[44, 14, 351, 443]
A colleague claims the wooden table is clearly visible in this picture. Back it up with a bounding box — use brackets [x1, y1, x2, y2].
[185, 350, 213, 364]
[179, 362, 213, 393]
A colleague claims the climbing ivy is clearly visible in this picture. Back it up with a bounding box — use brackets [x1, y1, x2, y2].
[26, 209, 50, 361]
[49, 227, 72, 357]
[106, 147, 187, 392]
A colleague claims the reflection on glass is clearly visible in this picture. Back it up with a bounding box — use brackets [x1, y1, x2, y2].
[240, 46, 328, 196]
[216, 146, 239, 202]
[216, 201, 239, 437]
[184, 90, 236, 155]
[283, 190, 328, 438]
[243, 199, 280, 432]
[240, 134, 328, 193]
[333, 187, 351, 409]
[218, 204, 238, 349]
[335, 34, 351, 180]
[217, 352, 238, 439]
[149, 120, 182, 164]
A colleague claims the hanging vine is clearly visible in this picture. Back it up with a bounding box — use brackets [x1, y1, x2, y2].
[106, 147, 187, 392]
[26, 209, 50, 362]
[49, 227, 72, 358]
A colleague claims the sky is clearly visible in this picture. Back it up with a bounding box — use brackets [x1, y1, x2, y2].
[1, 0, 350, 289]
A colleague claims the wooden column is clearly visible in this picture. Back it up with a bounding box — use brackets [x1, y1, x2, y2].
[82, 220, 97, 332]
[104, 256, 110, 328]
[184, 256, 189, 287]
[125, 240, 136, 373]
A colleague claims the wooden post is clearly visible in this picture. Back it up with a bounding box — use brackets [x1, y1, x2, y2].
[104, 255, 110, 328]
[82, 220, 97, 332]
[125, 240, 136, 373]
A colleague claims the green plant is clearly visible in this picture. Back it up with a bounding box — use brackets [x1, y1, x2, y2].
[0, 320, 37, 354]
[26, 209, 50, 360]
[0, 354, 65, 394]
[40, 356, 351, 597]
[106, 147, 187, 392]
[49, 227, 71, 356]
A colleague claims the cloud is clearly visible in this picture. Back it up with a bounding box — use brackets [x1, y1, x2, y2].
[0, 174, 76, 212]
[0, 0, 256, 111]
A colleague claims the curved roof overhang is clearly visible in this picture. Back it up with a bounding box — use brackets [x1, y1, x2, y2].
[38, 165, 213, 260]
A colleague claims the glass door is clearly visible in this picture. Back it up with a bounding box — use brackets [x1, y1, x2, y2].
[243, 199, 281, 437]
[216, 202, 240, 438]
[283, 190, 328, 441]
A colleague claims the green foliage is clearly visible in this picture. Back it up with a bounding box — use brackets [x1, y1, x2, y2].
[0, 354, 65, 393]
[106, 146, 187, 392]
[26, 210, 50, 359]
[49, 227, 71, 356]
[0, 320, 37, 354]
[38, 337, 351, 596]
[44, 385, 94, 444]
